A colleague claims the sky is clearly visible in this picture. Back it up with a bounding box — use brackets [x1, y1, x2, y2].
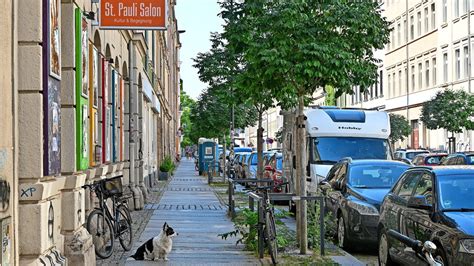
[176, 0, 223, 100]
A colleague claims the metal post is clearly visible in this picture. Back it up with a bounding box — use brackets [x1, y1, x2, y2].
[249, 196, 254, 211]
[319, 198, 325, 256]
[228, 181, 235, 217]
[258, 200, 264, 259]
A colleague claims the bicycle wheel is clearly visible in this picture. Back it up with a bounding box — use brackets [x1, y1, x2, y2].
[117, 204, 133, 251]
[265, 210, 278, 264]
[86, 209, 115, 259]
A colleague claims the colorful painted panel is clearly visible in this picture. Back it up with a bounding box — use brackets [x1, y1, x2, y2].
[120, 77, 124, 161]
[43, 0, 61, 176]
[75, 8, 89, 170]
[102, 57, 109, 163]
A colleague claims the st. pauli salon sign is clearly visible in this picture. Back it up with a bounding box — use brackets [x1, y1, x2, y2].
[100, 0, 167, 30]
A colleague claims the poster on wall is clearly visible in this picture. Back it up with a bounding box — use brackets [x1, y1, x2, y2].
[106, 107, 111, 162]
[82, 104, 88, 157]
[102, 58, 109, 162]
[81, 18, 89, 98]
[49, 0, 61, 79]
[1, 217, 12, 266]
[46, 78, 61, 175]
[93, 47, 99, 108]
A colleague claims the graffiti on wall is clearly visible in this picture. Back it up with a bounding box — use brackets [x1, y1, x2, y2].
[0, 179, 10, 212]
[1, 217, 12, 265]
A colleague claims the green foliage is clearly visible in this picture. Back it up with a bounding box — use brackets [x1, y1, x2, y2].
[308, 202, 337, 250]
[389, 114, 412, 144]
[180, 90, 197, 147]
[324, 86, 336, 106]
[219, 208, 259, 251]
[421, 89, 474, 134]
[159, 156, 175, 173]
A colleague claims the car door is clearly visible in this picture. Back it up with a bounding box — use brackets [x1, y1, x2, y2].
[326, 163, 348, 218]
[323, 163, 342, 214]
[406, 172, 435, 243]
[384, 171, 421, 263]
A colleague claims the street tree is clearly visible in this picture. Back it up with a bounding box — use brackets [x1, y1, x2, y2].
[180, 90, 196, 148]
[421, 89, 474, 152]
[231, 0, 390, 253]
[389, 114, 412, 145]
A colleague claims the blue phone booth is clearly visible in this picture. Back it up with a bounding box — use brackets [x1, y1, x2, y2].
[198, 138, 217, 175]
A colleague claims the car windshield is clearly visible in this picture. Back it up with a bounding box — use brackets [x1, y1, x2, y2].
[251, 154, 258, 165]
[468, 155, 474, 164]
[406, 151, 429, 160]
[438, 175, 474, 210]
[425, 156, 445, 164]
[276, 158, 283, 170]
[348, 164, 409, 188]
[311, 137, 391, 163]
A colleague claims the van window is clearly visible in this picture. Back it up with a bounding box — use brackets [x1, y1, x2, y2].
[311, 137, 391, 163]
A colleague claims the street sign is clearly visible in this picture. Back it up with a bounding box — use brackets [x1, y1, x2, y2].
[99, 0, 167, 30]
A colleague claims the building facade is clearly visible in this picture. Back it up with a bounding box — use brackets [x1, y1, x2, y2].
[339, 0, 474, 151]
[0, 0, 181, 264]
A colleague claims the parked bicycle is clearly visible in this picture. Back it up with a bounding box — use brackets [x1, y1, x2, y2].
[387, 229, 443, 266]
[247, 182, 288, 265]
[82, 177, 133, 259]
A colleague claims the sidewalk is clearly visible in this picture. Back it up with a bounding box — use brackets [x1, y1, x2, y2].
[125, 158, 259, 265]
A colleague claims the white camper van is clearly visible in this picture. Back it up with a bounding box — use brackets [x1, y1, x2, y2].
[282, 107, 392, 192]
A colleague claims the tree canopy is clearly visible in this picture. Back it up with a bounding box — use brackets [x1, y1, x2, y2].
[421, 89, 474, 134]
[389, 114, 412, 145]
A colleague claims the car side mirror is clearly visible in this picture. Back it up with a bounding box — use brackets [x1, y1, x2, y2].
[407, 195, 432, 211]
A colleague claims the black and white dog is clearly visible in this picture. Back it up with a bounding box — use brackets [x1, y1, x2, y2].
[130, 222, 177, 261]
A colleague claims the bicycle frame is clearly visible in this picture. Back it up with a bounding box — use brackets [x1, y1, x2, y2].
[91, 183, 122, 237]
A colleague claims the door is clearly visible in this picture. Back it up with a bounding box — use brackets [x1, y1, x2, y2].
[411, 120, 419, 149]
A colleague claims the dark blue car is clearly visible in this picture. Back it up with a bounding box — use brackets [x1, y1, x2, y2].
[378, 166, 474, 266]
[320, 159, 410, 249]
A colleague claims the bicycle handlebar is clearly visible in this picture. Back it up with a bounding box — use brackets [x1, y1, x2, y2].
[387, 229, 423, 253]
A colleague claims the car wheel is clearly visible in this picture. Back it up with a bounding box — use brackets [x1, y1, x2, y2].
[378, 229, 395, 266]
[434, 245, 448, 266]
[337, 215, 350, 249]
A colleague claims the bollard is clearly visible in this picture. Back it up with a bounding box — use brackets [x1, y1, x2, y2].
[228, 181, 235, 218]
[257, 200, 264, 259]
[319, 197, 325, 256]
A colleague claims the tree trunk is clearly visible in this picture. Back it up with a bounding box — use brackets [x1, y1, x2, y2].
[296, 95, 308, 254]
[257, 111, 264, 179]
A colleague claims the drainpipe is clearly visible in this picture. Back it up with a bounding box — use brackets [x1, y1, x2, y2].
[129, 40, 142, 210]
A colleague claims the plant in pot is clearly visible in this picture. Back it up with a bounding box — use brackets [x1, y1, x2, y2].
[159, 156, 175, 180]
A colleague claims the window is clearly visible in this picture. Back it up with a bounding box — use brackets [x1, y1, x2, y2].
[399, 70, 402, 95]
[379, 70, 383, 96]
[394, 172, 421, 200]
[413, 173, 434, 205]
[456, 48, 461, 80]
[455, 0, 460, 18]
[397, 23, 401, 46]
[388, 74, 391, 97]
[433, 58, 437, 85]
[410, 15, 414, 40]
[463, 0, 469, 15]
[417, 11, 422, 36]
[443, 52, 448, 82]
[443, 0, 448, 22]
[425, 7, 429, 33]
[403, 18, 407, 42]
[411, 65, 415, 91]
[464, 45, 469, 78]
[392, 74, 396, 97]
[425, 60, 430, 87]
[418, 62, 423, 89]
[431, 3, 436, 29]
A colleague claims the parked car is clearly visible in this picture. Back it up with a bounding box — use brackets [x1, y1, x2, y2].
[440, 152, 474, 165]
[412, 153, 447, 166]
[246, 151, 276, 179]
[378, 166, 474, 266]
[239, 153, 252, 179]
[263, 153, 285, 193]
[319, 159, 410, 248]
[394, 149, 429, 161]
